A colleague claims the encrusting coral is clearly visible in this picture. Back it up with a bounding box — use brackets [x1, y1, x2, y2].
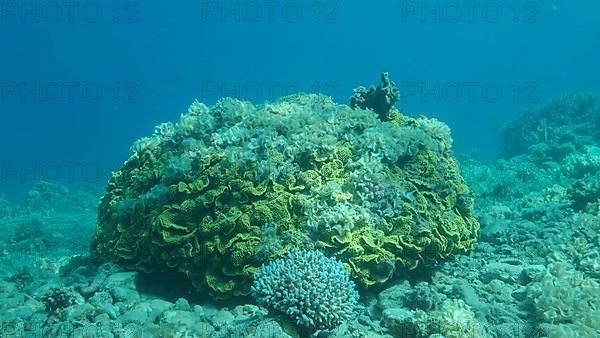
[91, 86, 479, 299]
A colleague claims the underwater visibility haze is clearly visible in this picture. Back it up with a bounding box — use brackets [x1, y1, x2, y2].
[1, 1, 599, 337]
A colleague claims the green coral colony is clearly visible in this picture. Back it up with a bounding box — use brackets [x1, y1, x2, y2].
[91, 77, 480, 300]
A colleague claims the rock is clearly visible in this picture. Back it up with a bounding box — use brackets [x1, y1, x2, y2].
[149, 298, 173, 312]
[77, 263, 121, 297]
[173, 297, 190, 311]
[0, 280, 18, 295]
[122, 323, 160, 337]
[104, 272, 137, 290]
[252, 320, 292, 338]
[231, 304, 267, 321]
[91, 290, 113, 303]
[12, 304, 35, 318]
[157, 310, 214, 337]
[66, 302, 95, 321]
[480, 262, 523, 284]
[206, 309, 234, 329]
[118, 304, 150, 324]
[94, 313, 110, 322]
[73, 323, 114, 338]
[381, 308, 417, 337]
[160, 310, 199, 327]
[148, 299, 173, 321]
[192, 304, 204, 314]
[109, 286, 140, 303]
[407, 282, 439, 311]
[452, 283, 480, 306]
[88, 291, 119, 318]
[511, 286, 528, 302]
[377, 281, 411, 309]
[98, 303, 120, 319]
[519, 265, 545, 284]
[193, 321, 215, 337]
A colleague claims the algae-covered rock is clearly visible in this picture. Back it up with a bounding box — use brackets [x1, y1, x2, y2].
[567, 173, 600, 212]
[91, 93, 479, 298]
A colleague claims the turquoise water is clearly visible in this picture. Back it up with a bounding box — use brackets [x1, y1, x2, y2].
[1, 1, 599, 337]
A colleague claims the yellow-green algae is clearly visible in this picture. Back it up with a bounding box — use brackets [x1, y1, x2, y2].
[91, 94, 479, 298]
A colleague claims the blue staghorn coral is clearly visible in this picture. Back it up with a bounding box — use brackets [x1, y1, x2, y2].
[251, 248, 360, 330]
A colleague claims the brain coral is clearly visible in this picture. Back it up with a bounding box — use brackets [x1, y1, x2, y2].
[91, 93, 479, 298]
[251, 248, 359, 330]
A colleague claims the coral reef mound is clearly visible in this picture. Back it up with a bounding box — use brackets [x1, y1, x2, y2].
[501, 92, 600, 161]
[91, 93, 479, 298]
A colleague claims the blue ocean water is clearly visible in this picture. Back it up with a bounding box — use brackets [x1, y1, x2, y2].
[1, 0, 599, 195]
[1, 1, 600, 337]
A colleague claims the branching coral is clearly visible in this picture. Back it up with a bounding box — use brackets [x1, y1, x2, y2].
[251, 248, 359, 330]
